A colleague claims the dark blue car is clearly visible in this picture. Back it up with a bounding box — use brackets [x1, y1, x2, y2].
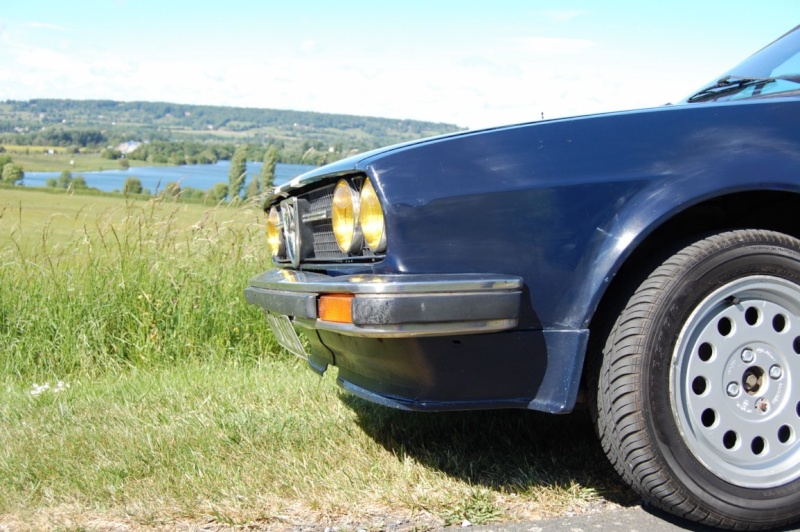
[246, 26, 800, 530]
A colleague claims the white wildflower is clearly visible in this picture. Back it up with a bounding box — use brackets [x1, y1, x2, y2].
[30, 382, 50, 396]
[30, 381, 70, 396]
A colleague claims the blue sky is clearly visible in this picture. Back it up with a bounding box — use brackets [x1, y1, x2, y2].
[1, 1, 798, 129]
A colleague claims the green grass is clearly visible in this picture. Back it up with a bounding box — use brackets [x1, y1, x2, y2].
[0, 189, 633, 531]
[1, 190, 267, 378]
[1, 364, 626, 530]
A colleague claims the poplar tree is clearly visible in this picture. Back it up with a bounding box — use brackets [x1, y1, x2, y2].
[228, 145, 248, 199]
[245, 173, 260, 199]
[260, 145, 279, 190]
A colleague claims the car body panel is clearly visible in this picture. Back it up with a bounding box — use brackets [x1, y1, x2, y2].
[248, 28, 800, 414]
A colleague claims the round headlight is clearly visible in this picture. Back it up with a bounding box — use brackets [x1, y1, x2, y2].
[266, 206, 284, 257]
[359, 179, 386, 252]
[332, 180, 361, 253]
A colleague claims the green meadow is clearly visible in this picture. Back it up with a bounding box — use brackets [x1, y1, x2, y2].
[5, 147, 161, 173]
[0, 189, 631, 531]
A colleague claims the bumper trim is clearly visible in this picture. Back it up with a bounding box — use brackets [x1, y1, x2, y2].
[244, 288, 316, 319]
[351, 291, 521, 325]
[296, 317, 520, 338]
[247, 269, 522, 294]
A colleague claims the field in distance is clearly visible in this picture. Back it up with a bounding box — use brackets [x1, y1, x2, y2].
[3, 145, 164, 173]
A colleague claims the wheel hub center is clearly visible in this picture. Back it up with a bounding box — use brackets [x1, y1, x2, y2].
[742, 366, 765, 395]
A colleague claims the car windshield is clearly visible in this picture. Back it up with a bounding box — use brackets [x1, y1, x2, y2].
[683, 25, 800, 104]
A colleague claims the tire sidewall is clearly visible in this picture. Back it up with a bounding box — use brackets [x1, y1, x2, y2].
[644, 239, 800, 519]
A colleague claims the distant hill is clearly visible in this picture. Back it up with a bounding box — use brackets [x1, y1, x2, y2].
[0, 99, 465, 153]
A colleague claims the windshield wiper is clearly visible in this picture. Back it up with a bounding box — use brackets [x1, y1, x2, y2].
[687, 74, 800, 103]
[687, 76, 774, 103]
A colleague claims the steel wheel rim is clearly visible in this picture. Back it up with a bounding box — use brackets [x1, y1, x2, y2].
[671, 275, 800, 488]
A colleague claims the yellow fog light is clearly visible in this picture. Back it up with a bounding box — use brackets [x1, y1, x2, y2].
[332, 180, 361, 253]
[266, 206, 284, 256]
[359, 178, 386, 252]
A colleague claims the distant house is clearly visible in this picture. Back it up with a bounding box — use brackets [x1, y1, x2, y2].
[117, 141, 141, 154]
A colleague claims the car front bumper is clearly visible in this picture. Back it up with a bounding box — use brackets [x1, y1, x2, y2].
[244, 269, 524, 338]
[245, 269, 586, 414]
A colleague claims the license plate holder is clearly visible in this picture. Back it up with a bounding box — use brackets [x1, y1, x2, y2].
[266, 313, 308, 360]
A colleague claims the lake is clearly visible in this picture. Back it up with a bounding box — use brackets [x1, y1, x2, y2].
[21, 161, 318, 193]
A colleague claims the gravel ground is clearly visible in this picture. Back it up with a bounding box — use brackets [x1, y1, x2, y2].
[455, 504, 800, 532]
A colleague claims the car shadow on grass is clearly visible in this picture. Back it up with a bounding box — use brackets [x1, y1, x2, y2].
[338, 392, 639, 509]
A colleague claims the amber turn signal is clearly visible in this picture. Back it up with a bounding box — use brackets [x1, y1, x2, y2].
[318, 294, 354, 323]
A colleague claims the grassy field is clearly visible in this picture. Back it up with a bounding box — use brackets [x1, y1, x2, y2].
[4, 147, 164, 172]
[0, 189, 633, 531]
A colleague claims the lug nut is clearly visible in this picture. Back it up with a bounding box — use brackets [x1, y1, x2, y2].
[727, 382, 740, 397]
[741, 348, 755, 364]
[770, 365, 783, 380]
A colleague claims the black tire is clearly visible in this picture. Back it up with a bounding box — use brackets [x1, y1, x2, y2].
[596, 230, 800, 530]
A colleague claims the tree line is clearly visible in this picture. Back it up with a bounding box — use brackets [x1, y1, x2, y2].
[1, 127, 353, 168]
[3, 99, 461, 140]
[0, 98, 463, 165]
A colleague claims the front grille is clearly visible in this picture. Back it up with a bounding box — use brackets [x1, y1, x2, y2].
[303, 185, 343, 260]
[272, 176, 384, 266]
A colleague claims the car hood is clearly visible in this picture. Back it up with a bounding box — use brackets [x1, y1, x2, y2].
[267, 130, 476, 203]
[265, 106, 659, 204]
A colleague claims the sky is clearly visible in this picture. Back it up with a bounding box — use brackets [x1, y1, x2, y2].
[1, 1, 798, 130]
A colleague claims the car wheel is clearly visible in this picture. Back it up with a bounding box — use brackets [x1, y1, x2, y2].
[596, 230, 800, 529]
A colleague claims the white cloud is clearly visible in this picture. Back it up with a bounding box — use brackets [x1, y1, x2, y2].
[459, 56, 523, 78]
[515, 37, 596, 55]
[299, 40, 318, 54]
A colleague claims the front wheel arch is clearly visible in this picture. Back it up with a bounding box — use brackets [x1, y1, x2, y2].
[582, 190, 800, 404]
